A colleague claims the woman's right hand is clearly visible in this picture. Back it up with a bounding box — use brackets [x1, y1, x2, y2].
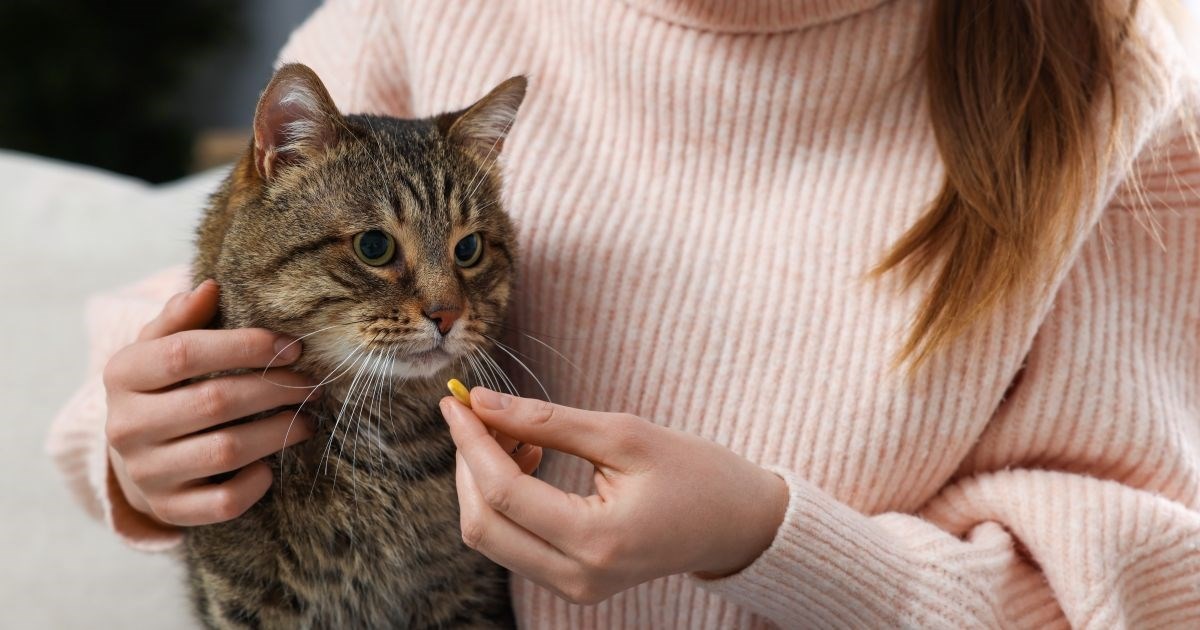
[103, 280, 320, 527]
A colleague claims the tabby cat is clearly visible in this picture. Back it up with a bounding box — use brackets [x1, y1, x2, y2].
[184, 63, 525, 629]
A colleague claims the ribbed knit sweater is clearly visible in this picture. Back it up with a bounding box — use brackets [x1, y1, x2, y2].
[48, 1, 1200, 627]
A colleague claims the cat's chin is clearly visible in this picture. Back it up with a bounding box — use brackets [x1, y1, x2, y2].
[385, 348, 456, 380]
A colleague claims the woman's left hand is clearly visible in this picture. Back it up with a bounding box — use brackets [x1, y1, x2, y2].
[439, 388, 789, 605]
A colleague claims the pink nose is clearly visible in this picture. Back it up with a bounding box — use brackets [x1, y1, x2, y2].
[423, 306, 462, 335]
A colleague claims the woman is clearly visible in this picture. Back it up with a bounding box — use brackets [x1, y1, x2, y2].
[50, 0, 1200, 627]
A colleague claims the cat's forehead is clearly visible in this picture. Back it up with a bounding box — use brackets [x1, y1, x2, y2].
[274, 118, 496, 236]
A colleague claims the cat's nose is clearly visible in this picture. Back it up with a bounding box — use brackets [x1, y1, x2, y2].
[422, 306, 462, 335]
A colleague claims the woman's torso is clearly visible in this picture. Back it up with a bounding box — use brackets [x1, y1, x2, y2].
[286, 0, 1187, 626]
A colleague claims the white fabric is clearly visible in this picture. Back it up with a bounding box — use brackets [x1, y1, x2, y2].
[0, 150, 216, 628]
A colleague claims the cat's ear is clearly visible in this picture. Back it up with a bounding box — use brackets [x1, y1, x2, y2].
[439, 76, 527, 156]
[252, 63, 343, 181]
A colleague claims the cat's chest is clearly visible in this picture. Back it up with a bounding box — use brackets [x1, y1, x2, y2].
[275, 396, 456, 502]
[242, 399, 467, 611]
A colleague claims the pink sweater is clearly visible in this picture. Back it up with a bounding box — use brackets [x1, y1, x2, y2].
[48, 1, 1200, 627]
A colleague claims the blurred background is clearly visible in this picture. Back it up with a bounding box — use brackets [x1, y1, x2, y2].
[0, 3, 323, 628]
[0, 1, 1197, 184]
[0, 0, 320, 183]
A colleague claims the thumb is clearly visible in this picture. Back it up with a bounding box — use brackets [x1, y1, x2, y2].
[468, 387, 642, 467]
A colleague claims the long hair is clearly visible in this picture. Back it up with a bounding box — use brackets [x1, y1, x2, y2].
[875, 0, 1142, 367]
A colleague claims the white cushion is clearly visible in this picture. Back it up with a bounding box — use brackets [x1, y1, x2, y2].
[0, 149, 221, 628]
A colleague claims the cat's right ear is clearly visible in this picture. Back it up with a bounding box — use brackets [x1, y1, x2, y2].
[438, 76, 528, 157]
[252, 63, 343, 181]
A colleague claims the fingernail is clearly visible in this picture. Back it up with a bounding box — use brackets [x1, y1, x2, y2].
[275, 337, 301, 361]
[438, 398, 457, 423]
[472, 387, 510, 410]
[190, 279, 213, 297]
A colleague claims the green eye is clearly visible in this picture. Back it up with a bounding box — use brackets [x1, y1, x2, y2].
[453, 232, 483, 267]
[353, 230, 395, 266]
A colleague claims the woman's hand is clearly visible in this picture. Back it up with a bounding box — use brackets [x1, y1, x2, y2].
[103, 280, 320, 527]
[439, 389, 789, 604]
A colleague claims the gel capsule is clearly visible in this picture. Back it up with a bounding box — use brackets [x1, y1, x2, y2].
[447, 378, 472, 408]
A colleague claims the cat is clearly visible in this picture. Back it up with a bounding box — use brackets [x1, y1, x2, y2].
[183, 63, 525, 629]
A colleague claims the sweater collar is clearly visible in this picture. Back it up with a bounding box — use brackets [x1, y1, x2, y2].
[618, 0, 893, 33]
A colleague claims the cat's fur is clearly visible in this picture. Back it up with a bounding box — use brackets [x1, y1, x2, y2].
[183, 64, 525, 629]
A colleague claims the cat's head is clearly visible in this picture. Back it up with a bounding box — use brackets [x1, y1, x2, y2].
[205, 64, 525, 382]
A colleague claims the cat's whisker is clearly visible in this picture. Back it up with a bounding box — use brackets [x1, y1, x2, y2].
[377, 347, 400, 472]
[483, 334, 537, 363]
[329, 351, 372, 493]
[264, 322, 349, 374]
[470, 347, 503, 394]
[476, 316, 579, 343]
[260, 316, 378, 389]
[462, 351, 486, 391]
[279, 341, 368, 495]
[346, 353, 374, 487]
[350, 348, 390, 548]
[386, 351, 413, 484]
[346, 350, 387, 528]
[465, 349, 488, 391]
[484, 333, 552, 402]
[313, 346, 376, 497]
[366, 347, 389, 471]
[477, 348, 519, 397]
[340, 350, 384, 483]
[515, 332, 583, 375]
[469, 350, 501, 394]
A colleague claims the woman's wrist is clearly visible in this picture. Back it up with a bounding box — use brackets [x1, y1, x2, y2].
[696, 467, 789, 579]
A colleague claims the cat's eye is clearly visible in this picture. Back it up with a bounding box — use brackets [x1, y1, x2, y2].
[453, 233, 483, 267]
[353, 230, 396, 266]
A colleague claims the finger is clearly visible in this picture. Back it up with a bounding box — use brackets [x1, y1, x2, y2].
[494, 431, 520, 454]
[513, 443, 542, 475]
[112, 327, 304, 391]
[469, 387, 644, 467]
[490, 430, 542, 472]
[133, 369, 320, 441]
[142, 411, 315, 486]
[455, 453, 579, 599]
[152, 460, 273, 526]
[443, 399, 587, 548]
[137, 279, 219, 342]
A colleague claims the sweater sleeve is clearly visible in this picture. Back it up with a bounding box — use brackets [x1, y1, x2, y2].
[694, 111, 1200, 626]
[45, 267, 191, 551]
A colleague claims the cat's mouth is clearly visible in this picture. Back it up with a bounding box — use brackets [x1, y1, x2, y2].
[344, 324, 486, 380]
[364, 342, 471, 380]
[407, 347, 450, 364]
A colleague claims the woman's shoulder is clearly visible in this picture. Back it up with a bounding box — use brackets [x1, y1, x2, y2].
[1119, 1, 1199, 124]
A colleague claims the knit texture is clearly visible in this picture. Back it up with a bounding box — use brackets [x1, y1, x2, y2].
[47, 1, 1200, 627]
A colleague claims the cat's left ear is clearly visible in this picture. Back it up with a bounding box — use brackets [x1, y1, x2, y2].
[439, 75, 528, 156]
[252, 63, 343, 181]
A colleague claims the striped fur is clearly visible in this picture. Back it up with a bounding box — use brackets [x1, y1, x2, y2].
[185, 64, 525, 629]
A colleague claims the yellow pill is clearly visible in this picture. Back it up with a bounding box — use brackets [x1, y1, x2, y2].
[447, 378, 472, 408]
